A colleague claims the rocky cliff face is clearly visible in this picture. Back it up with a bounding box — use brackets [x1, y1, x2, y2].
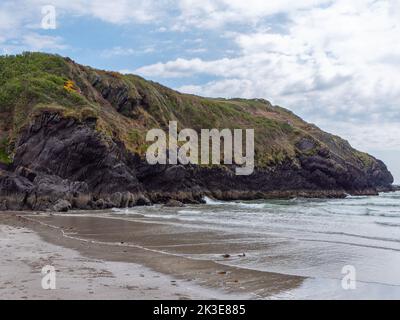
[0, 53, 394, 211]
[0, 111, 393, 211]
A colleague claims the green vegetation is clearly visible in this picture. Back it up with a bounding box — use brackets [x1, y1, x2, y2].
[0, 52, 99, 144]
[0, 52, 380, 170]
[0, 137, 11, 164]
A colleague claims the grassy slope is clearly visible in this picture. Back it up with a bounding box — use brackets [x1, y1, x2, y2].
[0, 52, 375, 170]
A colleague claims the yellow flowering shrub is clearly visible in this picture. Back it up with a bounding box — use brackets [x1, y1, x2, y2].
[64, 80, 77, 93]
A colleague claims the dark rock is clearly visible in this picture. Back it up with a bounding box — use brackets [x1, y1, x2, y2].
[0, 54, 395, 211]
[135, 195, 151, 206]
[0, 169, 34, 210]
[15, 167, 37, 182]
[53, 200, 71, 212]
[296, 138, 316, 152]
[13, 112, 141, 196]
[94, 199, 106, 209]
[0, 102, 395, 211]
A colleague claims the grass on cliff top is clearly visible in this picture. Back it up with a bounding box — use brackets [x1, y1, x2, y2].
[0, 52, 100, 146]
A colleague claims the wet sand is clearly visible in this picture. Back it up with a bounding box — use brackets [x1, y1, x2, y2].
[0, 212, 304, 300]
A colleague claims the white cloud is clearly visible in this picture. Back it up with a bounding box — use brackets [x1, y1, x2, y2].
[22, 33, 66, 50]
[135, 0, 400, 152]
[0, 0, 169, 51]
[318, 121, 400, 152]
[3, 0, 329, 32]
[26, 0, 167, 24]
[1, 0, 400, 155]
[174, 0, 331, 29]
[186, 48, 207, 54]
[82, 0, 162, 24]
[101, 46, 155, 58]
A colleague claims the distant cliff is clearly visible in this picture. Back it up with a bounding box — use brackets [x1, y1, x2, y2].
[0, 52, 394, 211]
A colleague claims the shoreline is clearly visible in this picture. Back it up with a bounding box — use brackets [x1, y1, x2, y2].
[0, 213, 304, 300]
[1, 186, 398, 213]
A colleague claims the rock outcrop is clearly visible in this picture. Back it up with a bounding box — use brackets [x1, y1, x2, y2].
[0, 52, 394, 211]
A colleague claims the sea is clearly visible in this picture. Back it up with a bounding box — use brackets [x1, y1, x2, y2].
[111, 191, 400, 299]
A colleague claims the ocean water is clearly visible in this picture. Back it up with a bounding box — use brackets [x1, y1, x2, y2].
[112, 191, 400, 299]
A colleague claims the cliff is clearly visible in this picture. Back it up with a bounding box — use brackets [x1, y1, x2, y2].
[0, 52, 394, 211]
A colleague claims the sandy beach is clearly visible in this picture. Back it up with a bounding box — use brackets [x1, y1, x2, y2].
[0, 212, 303, 300]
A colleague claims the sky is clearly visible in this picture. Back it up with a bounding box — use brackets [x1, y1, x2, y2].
[0, 0, 399, 182]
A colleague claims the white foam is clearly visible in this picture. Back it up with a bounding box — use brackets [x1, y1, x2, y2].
[203, 196, 226, 205]
[203, 196, 265, 209]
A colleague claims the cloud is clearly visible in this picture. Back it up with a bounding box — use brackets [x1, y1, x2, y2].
[135, 58, 216, 78]
[174, 0, 331, 29]
[317, 121, 400, 152]
[1, 0, 400, 154]
[0, 0, 169, 51]
[101, 46, 155, 58]
[80, 0, 164, 24]
[0, 5, 20, 35]
[0, 1, 65, 52]
[21, 33, 66, 50]
[26, 0, 167, 24]
[134, 0, 400, 151]
[0, 0, 66, 52]
[1, 0, 332, 36]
